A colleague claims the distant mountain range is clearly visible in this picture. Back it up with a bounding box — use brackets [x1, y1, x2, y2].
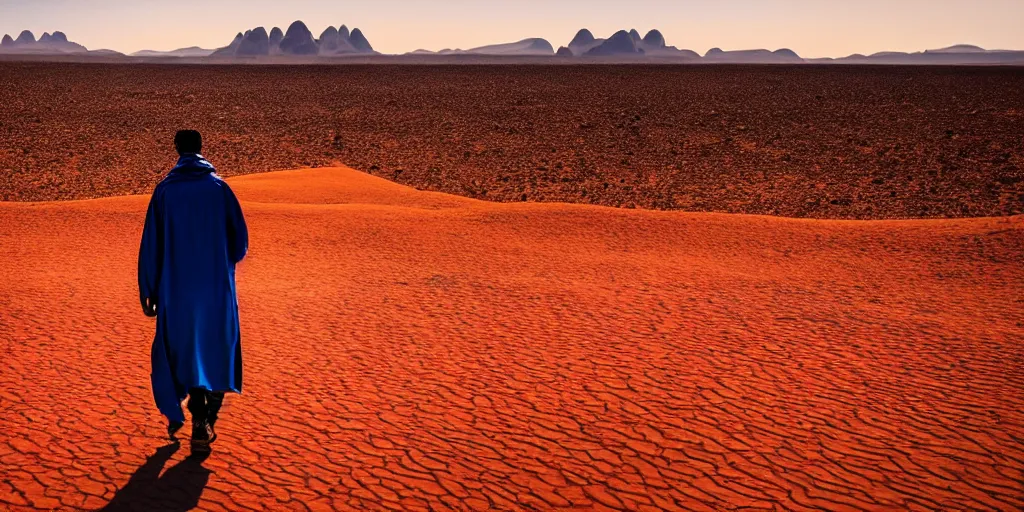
[3, 24, 1024, 65]
[409, 38, 555, 57]
[554, 29, 701, 59]
[808, 44, 1024, 65]
[128, 21, 376, 58]
[0, 30, 120, 55]
[407, 29, 701, 59]
[131, 46, 216, 58]
[385, 27, 1024, 65]
[202, 21, 376, 58]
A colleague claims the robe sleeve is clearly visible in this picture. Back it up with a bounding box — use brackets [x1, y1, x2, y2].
[138, 189, 163, 309]
[225, 184, 248, 264]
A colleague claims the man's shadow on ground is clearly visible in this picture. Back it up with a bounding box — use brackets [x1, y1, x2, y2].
[100, 442, 212, 512]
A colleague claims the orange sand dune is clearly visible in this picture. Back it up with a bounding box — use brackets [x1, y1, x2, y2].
[1, 167, 1022, 511]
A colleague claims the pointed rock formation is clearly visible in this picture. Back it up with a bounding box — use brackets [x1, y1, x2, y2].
[280, 21, 318, 55]
[585, 30, 640, 56]
[320, 25, 368, 55]
[643, 30, 665, 48]
[213, 33, 237, 55]
[212, 32, 244, 56]
[320, 26, 339, 41]
[0, 29, 89, 53]
[564, 28, 696, 58]
[567, 28, 603, 55]
[319, 26, 340, 53]
[202, 21, 375, 59]
[349, 28, 373, 52]
[16, 30, 36, 44]
[269, 27, 284, 45]
[238, 26, 270, 55]
[569, 29, 596, 48]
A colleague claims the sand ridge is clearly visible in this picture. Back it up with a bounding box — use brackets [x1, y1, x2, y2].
[1, 166, 1022, 510]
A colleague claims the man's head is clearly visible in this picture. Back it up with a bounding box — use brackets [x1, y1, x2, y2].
[174, 130, 202, 155]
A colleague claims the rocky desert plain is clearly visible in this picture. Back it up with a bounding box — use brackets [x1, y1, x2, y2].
[0, 62, 1023, 511]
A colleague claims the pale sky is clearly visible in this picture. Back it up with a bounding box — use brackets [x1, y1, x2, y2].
[1, 0, 1021, 57]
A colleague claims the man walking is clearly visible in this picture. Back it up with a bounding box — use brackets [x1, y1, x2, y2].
[138, 130, 248, 453]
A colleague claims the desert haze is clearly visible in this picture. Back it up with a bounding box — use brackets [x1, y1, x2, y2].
[5, 22, 1024, 64]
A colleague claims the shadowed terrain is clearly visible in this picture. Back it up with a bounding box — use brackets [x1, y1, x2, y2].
[1, 63, 1022, 218]
[1, 167, 1021, 510]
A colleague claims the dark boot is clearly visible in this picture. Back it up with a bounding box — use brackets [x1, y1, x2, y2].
[191, 420, 213, 453]
[206, 392, 225, 430]
[186, 388, 214, 453]
[186, 388, 208, 424]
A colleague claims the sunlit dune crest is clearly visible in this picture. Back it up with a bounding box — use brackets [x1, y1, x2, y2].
[1, 167, 1021, 510]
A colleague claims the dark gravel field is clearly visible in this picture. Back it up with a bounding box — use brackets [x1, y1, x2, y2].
[1, 62, 1021, 218]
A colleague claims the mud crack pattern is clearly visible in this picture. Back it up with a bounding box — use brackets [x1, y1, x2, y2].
[1, 168, 1022, 511]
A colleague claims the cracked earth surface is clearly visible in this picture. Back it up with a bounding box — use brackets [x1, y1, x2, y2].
[1, 167, 1022, 511]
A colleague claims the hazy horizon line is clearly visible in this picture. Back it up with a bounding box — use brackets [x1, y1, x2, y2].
[1, 23, 1013, 59]
[3, 0, 1022, 59]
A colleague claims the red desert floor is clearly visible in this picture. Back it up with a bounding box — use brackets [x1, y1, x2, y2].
[0, 167, 1022, 511]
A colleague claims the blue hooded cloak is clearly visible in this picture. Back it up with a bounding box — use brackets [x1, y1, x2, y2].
[138, 154, 248, 423]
